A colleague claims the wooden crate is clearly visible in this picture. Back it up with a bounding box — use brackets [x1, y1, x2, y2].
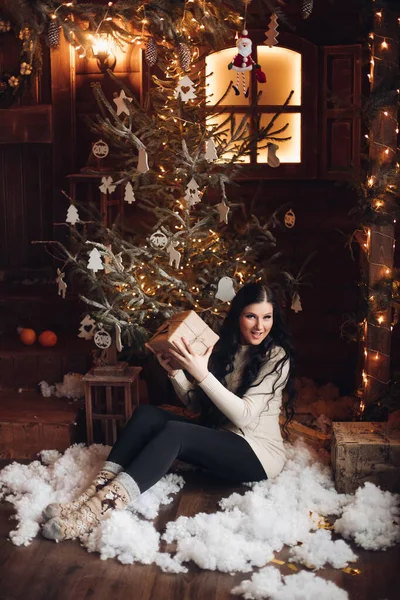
[0, 392, 84, 459]
[82, 366, 141, 445]
[331, 422, 400, 494]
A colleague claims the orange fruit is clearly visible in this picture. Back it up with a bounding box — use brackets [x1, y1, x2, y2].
[19, 328, 37, 345]
[38, 330, 58, 347]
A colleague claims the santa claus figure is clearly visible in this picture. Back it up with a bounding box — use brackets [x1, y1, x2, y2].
[228, 30, 266, 97]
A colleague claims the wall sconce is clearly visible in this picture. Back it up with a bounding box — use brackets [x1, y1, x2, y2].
[92, 33, 116, 72]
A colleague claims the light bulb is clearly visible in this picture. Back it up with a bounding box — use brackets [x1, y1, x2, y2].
[92, 36, 110, 54]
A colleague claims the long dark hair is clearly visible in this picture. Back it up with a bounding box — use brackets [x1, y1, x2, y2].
[194, 283, 295, 431]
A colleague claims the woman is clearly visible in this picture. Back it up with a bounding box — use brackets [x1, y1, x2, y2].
[42, 282, 294, 541]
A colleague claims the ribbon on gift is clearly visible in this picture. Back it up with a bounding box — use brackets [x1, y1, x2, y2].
[150, 312, 211, 348]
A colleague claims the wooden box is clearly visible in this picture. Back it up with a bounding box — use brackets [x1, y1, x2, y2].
[0, 392, 83, 459]
[147, 311, 219, 370]
[331, 422, 400, 494]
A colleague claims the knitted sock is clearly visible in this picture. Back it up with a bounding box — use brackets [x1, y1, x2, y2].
[42, 460, 122, 521]
[42, 472, 140, 541]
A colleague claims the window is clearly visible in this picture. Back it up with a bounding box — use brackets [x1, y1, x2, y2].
[204, 32, 317, 178]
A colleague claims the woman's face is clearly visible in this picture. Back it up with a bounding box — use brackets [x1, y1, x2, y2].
[239, 300, 274, 345]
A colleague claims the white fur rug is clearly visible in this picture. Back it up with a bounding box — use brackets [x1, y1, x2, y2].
[0, 442, 399, 600]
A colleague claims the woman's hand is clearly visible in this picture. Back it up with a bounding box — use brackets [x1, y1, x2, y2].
[168, 337, 214, 383]
[145, 343, 179, 377]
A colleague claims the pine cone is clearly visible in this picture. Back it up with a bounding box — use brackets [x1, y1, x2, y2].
[144, 37, 158, 67]
[302, 0, 313, 20]
[178, 42, 191, 72]
[48, 20, 60, 48]
[0, 20, 11, 33]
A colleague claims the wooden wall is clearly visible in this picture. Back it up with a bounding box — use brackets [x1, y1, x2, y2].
[0, 144, 53, 268]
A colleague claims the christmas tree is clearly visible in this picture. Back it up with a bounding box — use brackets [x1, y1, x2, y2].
[42, 2, 295, 351]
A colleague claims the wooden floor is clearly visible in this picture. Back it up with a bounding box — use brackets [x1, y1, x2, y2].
[0, 465, 399, 600]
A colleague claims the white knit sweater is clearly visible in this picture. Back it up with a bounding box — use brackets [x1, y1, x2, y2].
[170, 345, 289, 479]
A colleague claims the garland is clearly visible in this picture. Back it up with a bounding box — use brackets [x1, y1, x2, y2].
[0, 1, 315, 61]
[0, 1, 315, 109]
[0, 1, 244, 51]
[0, 1, 248, 109]
[0, 19, 34, 108]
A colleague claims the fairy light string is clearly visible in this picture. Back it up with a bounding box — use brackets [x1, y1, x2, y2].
[357, 4, 399, 412]
[6, 0, 246, 65]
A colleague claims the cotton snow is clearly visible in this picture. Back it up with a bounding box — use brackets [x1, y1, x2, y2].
[289, 529, 358, 569]
[231, 566, 349, 600]
[0, 439, 398, 594]
[334, 482, 400, 550]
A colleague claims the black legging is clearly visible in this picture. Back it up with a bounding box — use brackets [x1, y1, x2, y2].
[107, 405, 267, 493]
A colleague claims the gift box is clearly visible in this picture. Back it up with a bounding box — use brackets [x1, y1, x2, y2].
[331, 422, 400, 494]
[147, 311, 219, 370]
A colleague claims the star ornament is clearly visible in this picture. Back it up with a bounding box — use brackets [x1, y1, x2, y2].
[216, 202, 230, 224]
[113, 90, 133, 117]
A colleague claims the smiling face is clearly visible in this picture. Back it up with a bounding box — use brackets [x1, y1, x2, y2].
[239, 300, 274, 345]
[237, 37, 252, 57]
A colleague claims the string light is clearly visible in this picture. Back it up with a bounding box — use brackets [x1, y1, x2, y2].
[359, 6, 399, 410]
